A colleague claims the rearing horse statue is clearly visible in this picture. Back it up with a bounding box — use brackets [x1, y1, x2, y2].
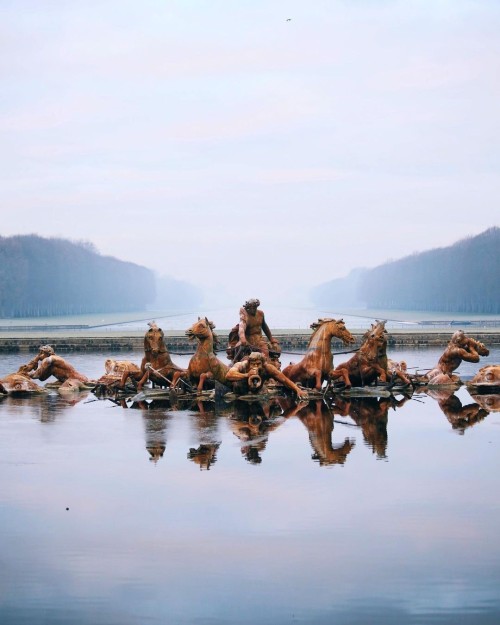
[282, 318, 355, 390]
[332, 320, 395, 388]
[171, 318, 231, 392]
[121, 322, 185, 390]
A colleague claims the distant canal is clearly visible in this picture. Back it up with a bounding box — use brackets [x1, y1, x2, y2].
[1, 348, 499, 625]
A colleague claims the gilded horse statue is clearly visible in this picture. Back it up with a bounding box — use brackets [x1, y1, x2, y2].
[282, 318, 355, 390]
[172, 318, 231, 392]
[121, 322, 184, 390]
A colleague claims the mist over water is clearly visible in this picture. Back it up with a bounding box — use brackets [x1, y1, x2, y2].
[94, 306, 420, 332]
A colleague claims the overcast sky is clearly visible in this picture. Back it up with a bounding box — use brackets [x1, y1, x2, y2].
[1, 0, 498, 306]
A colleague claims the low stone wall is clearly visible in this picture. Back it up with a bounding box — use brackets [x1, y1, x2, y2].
[0, 331, 498, 354]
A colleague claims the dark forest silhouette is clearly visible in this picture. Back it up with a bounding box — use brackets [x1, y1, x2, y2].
[312, 227, 499, 313]
[0, 235, 154, 317]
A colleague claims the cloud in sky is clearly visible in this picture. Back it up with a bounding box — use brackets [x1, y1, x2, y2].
[1, 0, 499, 305]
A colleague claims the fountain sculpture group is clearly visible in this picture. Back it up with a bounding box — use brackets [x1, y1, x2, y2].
[0, 299, 497, 401]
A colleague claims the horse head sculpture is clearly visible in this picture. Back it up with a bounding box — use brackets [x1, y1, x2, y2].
[144, 322, 167, 357]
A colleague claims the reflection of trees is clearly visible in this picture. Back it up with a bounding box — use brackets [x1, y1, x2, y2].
[425, 389, 489, 434]
[332, 396, 409, 459]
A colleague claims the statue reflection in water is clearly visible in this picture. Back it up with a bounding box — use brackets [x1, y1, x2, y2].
[186, 400, 224, 471]
[228, 399, 285, 464]
[280, 398, 356, 466]
[144, 411, 170, 463]
[331, 395, 410, 459]
[0, 390, 91, 423]
[424, 389, 490, 434]
[118, 397, 172, 464]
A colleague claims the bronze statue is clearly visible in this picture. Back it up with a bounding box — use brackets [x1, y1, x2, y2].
[172, 317, 232, 392]
[172, 318, 228, 392]
[425, 330, 489, 385]
[121, 321, 184, 390]
[282, 318, 355, 390]
[29, 354, 92, 390]
[468, 364, 500, 390]
[96, 359, 141, 390]
[329, 321, 387, 388]
[227, 299, 280, 362]
[16, 345, 55, 376]
[331, 320, 410, 388]
[226, 351, 309, 399]
[0, 345, 57, 393]
[0, 372, 44, 394]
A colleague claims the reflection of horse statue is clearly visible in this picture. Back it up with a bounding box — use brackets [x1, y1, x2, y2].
[282, 318, 355, 390]
[122, 322, 184, 390]
[172, 318, 231, 392]
[332, 320, 404, 388]
[187, 443, 221, 470]
[289, 399, 355, 466]
[333, 395, 409, 458]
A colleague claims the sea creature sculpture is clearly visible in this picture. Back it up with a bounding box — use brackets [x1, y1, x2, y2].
[468, 364, 500, 390]
[282, 318, 355, 390]
[0, 372, 45, 394]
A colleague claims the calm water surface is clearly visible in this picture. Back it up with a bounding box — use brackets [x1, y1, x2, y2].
[1, 348, 499, 625]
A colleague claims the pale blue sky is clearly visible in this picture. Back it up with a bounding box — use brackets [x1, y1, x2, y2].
[1, 0, 498, 305]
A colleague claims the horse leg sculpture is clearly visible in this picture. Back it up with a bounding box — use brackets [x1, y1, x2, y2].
[329, 368, 352, 388]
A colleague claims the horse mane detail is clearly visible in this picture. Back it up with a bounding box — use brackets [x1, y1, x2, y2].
[310, 318, 342, 332]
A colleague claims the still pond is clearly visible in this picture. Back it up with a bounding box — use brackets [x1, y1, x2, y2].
[1, 348, 499, 625]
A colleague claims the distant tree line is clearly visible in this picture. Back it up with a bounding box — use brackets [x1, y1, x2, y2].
[154, 275, 202, 310]
[311, 268, 368, 309]
[311, 227, 500, 314]
[0, 235, 156, 317]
